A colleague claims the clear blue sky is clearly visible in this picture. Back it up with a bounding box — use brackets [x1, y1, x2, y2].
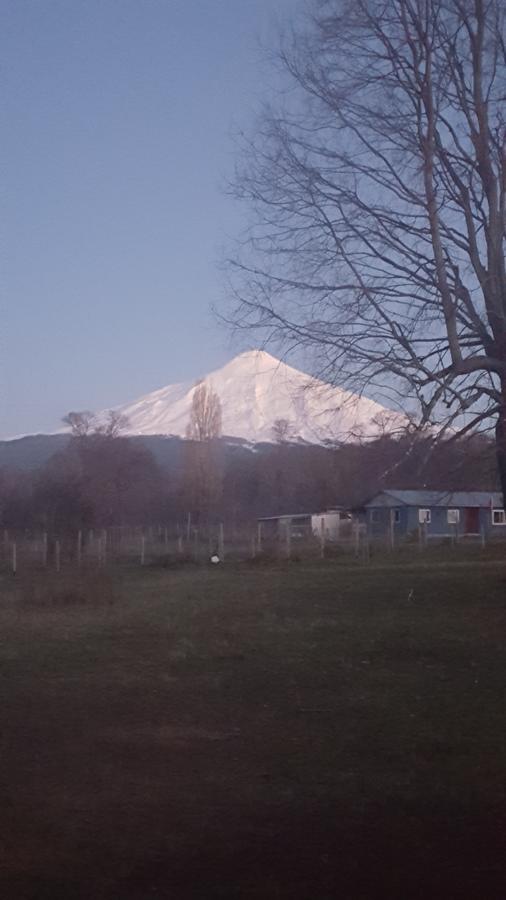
[3, 0, 298, 437]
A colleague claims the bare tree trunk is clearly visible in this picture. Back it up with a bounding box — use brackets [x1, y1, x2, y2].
[495, 381, 506, 507]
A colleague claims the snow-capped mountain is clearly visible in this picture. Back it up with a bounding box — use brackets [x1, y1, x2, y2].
[104, 350, 406, 444]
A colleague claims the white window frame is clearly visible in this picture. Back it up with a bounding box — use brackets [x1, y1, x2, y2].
[418, 508, 431, 524]
[447, 509, 460, 525]
[492, 508, 506, 526]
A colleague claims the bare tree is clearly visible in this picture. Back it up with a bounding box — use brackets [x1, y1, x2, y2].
[97, 410, 130, 439]
[272, 417, 295, 443]
[186, 381, 222, 441]
[63, 409, 130, 439]
[62, 410, 95, 438]
[184, 382, 223, 522]
[228, 0, 506, 500]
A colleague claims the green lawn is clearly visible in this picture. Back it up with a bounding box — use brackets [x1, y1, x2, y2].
[1, 559, 506, 899]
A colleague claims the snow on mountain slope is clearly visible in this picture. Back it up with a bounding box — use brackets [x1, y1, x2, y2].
[106, 350, 406, 444]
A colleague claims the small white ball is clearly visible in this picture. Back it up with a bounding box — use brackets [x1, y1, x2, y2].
[210, 555, 220, 564]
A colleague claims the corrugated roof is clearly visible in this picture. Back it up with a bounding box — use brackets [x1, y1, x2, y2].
[365, 490, 503, 508]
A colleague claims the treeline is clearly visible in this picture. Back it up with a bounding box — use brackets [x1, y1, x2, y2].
[0, 427, 498, 534]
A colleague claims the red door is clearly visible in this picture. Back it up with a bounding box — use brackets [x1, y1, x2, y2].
[464, 508, 480, 534]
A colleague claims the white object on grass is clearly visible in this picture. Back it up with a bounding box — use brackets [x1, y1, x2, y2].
[211, 555, 220, 564]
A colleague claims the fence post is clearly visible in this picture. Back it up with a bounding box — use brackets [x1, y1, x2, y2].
[186, 513, 191, 542]
[257, 521, 263, 553]
[251, 534, 256, 559]
[164, 526, 169, 550]
[389, 509, 395, 551]
[42, 532, 48, 568]
[354, 521, 360, 557]
[285, 523, 291, 559]
[55, 540, 61, 573]
[77, 530, 82, 567]
[320, 517, 326, 559]
[141, 535, 146, 566]
[177, 535, 184, 555]
[219, 523, 225, 561]
[481, 526, 486, 549]
[12, 542, 17, 575]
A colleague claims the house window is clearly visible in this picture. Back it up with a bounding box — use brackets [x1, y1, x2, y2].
[492, 509, 506, 525]
[393, 509, 401, 523]
[419, 509, 431, 524]
[370, 509, 380, 523]
[447, 509, 460, 525]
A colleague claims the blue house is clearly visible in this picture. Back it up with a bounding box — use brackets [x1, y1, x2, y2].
[361, 490, 506, 540]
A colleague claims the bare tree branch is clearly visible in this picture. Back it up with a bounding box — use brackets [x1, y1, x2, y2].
[226, 0, 506, 499]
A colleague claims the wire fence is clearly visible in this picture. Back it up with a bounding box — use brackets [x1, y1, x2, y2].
[0, 522, 363, 574]
[1, 520, 503, 575]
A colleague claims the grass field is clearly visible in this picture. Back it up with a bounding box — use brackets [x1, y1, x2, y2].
[1, 557, 506, 899]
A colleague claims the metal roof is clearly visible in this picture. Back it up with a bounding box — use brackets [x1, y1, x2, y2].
[257, 508, 346, 522]
[365, 490, 503, 509]
[257, 513, 312, 522]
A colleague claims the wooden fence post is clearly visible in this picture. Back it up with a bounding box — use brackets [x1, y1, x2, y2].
[42, 532, 48, 568]
[257, 521, 262, 553]
[77, 530, 82, 567]
[12, 542, 17, 575]
[55, 540, 61, 573]
[177, 535, 183, 555]
[320, 517, 326, 559]
[389, 509, 395, 551]
[141, 535, 146, 566]
[219, 524, 225, 561]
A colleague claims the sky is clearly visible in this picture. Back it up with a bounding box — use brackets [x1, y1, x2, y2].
[3, 0, 299, 438]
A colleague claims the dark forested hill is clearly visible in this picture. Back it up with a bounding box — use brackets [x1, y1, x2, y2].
[0, 434, 254, 473]
[0, 431, 499, 531]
